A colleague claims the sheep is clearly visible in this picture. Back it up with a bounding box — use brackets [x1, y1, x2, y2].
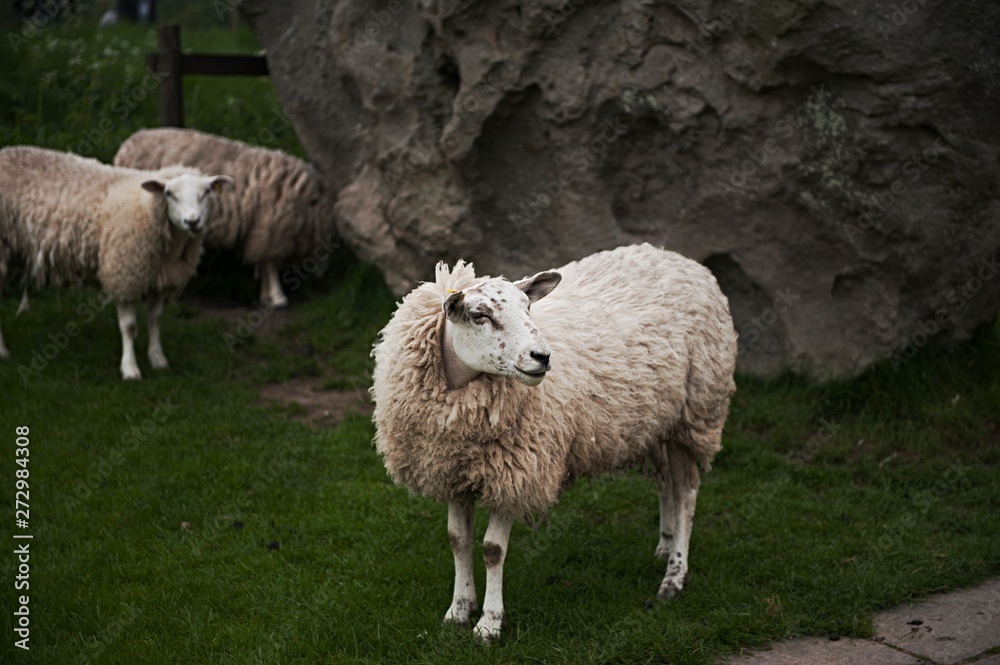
[0, 145, 233, 379]
[371, 242, 738, 642]
[113, 128, 336, 308]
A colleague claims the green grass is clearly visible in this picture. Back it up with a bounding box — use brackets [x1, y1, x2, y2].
[0, 20, 301, 163]
[1, 271, 998, 665]
[2, 16, 1000, 665]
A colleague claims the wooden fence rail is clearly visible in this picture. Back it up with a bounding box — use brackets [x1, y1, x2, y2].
[145, 24, 269, 127]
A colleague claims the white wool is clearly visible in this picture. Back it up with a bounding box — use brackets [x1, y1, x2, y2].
[373, 243, 738, 519]
[0, 145, 229, 376]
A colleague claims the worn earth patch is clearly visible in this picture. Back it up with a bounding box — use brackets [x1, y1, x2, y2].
[259, 378, 372, 426]
[188, 295, 372, 426]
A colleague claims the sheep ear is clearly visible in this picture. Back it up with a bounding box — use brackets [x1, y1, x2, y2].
[514, 271, 561, 303]
[443, 290, 465, 320]
[141, 180, 166, 194]
[209, 176, 235, 193]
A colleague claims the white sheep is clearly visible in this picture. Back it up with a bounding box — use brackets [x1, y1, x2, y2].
[114, 128, 336, 308]
[372, 243, 738, 641]
[0, 145, 233, 379]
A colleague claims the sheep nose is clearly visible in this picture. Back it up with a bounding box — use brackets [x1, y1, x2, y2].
[530, 351, 550, 367]
[184, 217, 201, 231]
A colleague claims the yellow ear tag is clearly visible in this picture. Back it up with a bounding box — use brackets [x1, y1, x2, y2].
[446, 289, 460, 294]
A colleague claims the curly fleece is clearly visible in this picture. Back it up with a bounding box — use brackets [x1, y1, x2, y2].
[114, 128, 335, 265]
[0, 146, 204, 302]
[372, 243, 738, 520]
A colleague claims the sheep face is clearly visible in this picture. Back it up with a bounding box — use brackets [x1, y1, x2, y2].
[442, 271, 561, 386]
[141, 174, 235, 235]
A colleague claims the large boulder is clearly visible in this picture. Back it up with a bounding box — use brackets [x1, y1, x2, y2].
[242, 0, 1000, 379]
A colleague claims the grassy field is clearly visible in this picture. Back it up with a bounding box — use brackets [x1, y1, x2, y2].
[0, 18, 301, 163]
[1, 267, 997, 665]
[2, 16, 999, 665]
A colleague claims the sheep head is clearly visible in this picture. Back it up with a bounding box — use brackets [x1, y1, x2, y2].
[142, 174, 235, 236]
[442, 271, 561, 387]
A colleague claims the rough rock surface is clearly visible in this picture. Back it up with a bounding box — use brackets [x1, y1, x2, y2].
[243, 0, 1000, 379]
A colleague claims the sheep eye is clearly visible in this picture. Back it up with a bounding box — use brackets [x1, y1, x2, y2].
[165, 190, 175, 200]
[470, 311, 490, 324]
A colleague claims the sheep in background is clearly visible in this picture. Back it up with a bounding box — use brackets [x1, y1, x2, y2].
[0, 146, 233, 379]
[371, 243, 738, 642]
[114, 128, 336, 308]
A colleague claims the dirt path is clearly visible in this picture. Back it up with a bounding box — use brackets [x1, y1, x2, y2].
[258, 378, 372, 426]
[188, 295, 373, 426]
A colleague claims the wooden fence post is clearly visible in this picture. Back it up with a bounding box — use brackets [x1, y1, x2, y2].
[143, 26, 269, 129]
[156, 24, 183, 127]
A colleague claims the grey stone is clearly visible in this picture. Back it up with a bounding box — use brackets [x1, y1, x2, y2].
[875, 579, 1000, 664]
[242, 0, 1000, 379]
[722, 636, 921, 665]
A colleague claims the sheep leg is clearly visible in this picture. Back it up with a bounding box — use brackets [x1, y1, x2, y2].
[474, 512, 513, 643]
[147, 294, 168, 369]
[444, 499, 477, 625]
[260, 260, 289, 309]
[658, 443, 700, 600]
[117, 302, 142, 380]
[653, 443, 677, 560]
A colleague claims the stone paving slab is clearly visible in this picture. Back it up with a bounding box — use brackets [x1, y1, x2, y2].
[874, 578, 1000, 664]
[721, 578, 1000, 664]
[722, 636, 922, 665]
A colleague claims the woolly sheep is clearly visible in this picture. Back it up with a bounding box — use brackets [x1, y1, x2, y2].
[114, 128, 336, 308]
[372, 243, 738, 642]
[0, 145, 233, 379]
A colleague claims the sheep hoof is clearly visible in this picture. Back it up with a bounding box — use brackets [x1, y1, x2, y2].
[121, 366, 142, 380]
[473, 625, 500, 645]
[657, 579, 684, 601]
[263, 294, 289, 309]
[443, 600, 476, 625]
[149, 352, 169, 370]
[473, 613, 503, 644]
[0, 347, 10, 360]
